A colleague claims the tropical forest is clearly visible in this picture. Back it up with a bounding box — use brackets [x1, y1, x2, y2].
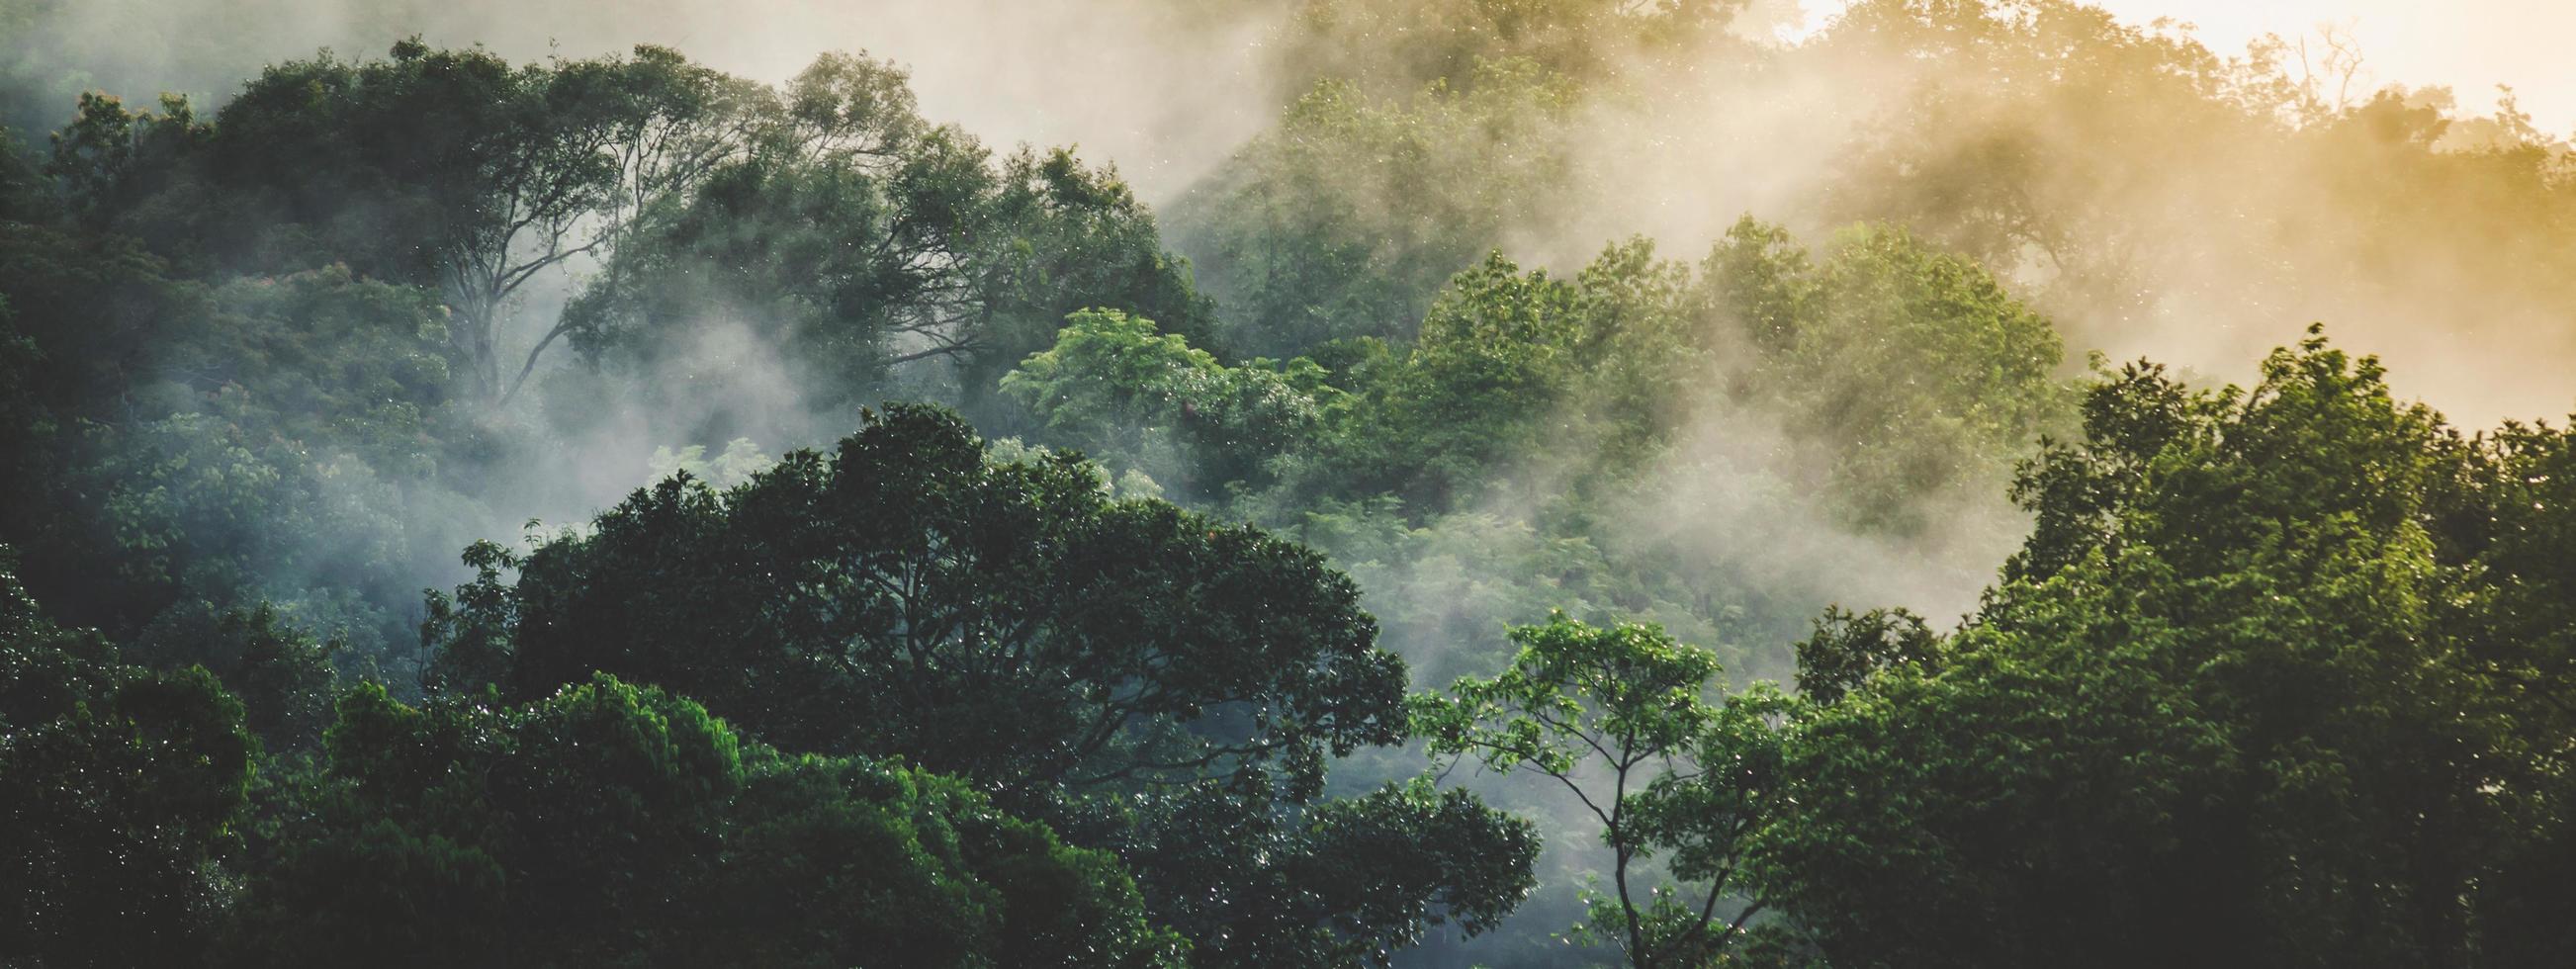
[5, 0, 2576, 966]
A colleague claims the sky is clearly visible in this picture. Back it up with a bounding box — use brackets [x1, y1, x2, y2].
[1797, 0, 2576, 132]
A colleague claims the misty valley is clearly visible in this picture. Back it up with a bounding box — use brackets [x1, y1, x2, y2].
[6, 1, 2576, 966]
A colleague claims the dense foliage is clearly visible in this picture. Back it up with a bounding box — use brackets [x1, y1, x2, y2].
[1766, 333, 2576, 967]
[1413, 615, 1795, 968]
[238, 675, 1186, 968]
[8, 0, 2576, 966]
[418, 402, 1538, 966]
[1, 557, 251, 965]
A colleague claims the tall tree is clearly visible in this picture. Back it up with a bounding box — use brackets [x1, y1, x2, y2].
[88, 41, 757, 402]
[1770, 331, 2570, 967]
[422, 401, 1537, 965]
[433, 401, 1407, 790]
[493, 44, 769, 404]
[561, 48, 1216, 431]
[1412, 613, 1796, 968]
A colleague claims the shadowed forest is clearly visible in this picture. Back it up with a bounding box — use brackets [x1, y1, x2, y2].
[6, 1, 2576, 966]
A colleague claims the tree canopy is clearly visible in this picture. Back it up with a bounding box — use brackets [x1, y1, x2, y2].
[9, 2, 2576, 966]
[421, 401, 1537, 966]
[1768, 331, 2576, 967]
[235, 674, 1186, 968]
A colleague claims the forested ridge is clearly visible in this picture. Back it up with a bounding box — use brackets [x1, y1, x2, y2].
[5, 1, 2576, 966]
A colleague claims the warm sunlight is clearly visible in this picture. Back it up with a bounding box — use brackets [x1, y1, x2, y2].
[1797, 0, 2576, 127]
[7, 3, 2573, 967]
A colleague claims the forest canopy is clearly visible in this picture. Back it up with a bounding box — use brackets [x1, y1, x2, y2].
[5, 1, 2576, 967]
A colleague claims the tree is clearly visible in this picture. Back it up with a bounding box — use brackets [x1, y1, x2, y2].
[0, 124, 44, 221]
[493, 44, 769, 404]
[1412, 613, 1794, 968]
[434, 401, 1406, 792]
[549, 50, 940, 403]
[234, 673, 1185, 967]
[1768, 331, 2566, 967]
[1306, 249, 1592, 511]
[1, 258, 460, 665]
[2448, 413, 2576, 966]
[0, 549, 253, 966]
[1168, 61, 1578, 359]
[1110, 776, 1539, 968]
[1791, 605, 1935, 706]
[1810, 0, 2576, 407]
[1254, 222, 2069, 533]
[133, 600, 340, 753]
[1705, 220, 2075, 534]
[96, 41, 758, 402]
[44, 90, 211, 221]
[956, 147, 1221, 425]
[0, 220, 206, 632]
[1003, 308, 1333, 498]
[423, 401, 1536, 965]
[558, 53, 1216, 431]
[201, 43, 581, 396]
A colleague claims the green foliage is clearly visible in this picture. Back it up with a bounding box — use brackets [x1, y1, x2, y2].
[181, 43, 619, 396]
[1789, 605, 1934, 706]
[0, 123, 43, 220]
[1769, 331, 2576, 966]
[1270, 0, 1761, 100]
[417, 538, 518, 695]
[1412, 614, 1793, 967]
[1000, 223, 2070, 717]
[716, 751, 1188, 969]
[24, 9, 2576, 966]
[134, 600, 340, 752]
[1004, 308, 1333, 496]
[0, 220, 466, 678]
[1713, 220, 2076, 532]
[65, 267, 454, 622]
[422, 401, 1531, 963]
[44, 90, 211, 222]
[1344, 250, 1593, 506]
[962, 148, 1221, 421]
[235, 674, 1184, 968]
[1288, 497, 1746, 686]
[1261, 223, 2070, 532]
[1169, 61, 1578, 358]
[1814, 0, 2576, 387]
[1110, 225, 2072, 692]
[436, 401, 1404, 793]
[0, 554, 253, 965]
[561, 50, 1217, 429]
[51, 41, 781, 400]
[1110, 776, 1540, 968]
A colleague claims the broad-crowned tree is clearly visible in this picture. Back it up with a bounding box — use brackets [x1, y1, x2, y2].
[434, 401, 1407, 790]
[1770, 331, 2568, 967]
[89, 42, 755, 401]
[423, 401, 1536, 966]
[560, 50, 1216, 433]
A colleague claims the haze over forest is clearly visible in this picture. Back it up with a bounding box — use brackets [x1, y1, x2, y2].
[6, 1, 2576, 967]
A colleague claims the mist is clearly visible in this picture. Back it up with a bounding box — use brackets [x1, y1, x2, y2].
[17, 0, 2569, 424]
[8, 1, 2576, 966]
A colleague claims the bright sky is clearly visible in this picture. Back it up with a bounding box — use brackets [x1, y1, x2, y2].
[1795, 0, 2576, 132]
